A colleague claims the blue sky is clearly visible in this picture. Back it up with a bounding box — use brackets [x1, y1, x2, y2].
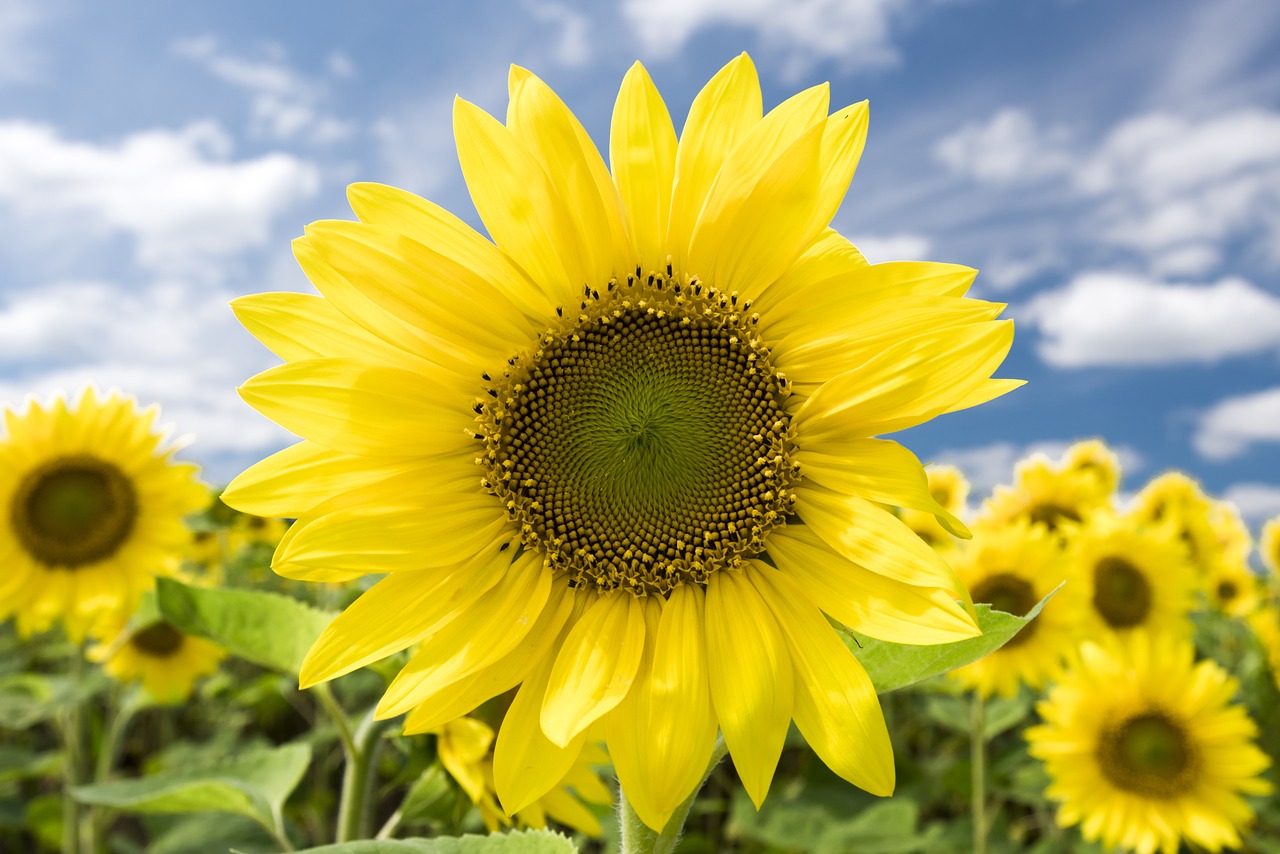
[2, 0, 1279, 530]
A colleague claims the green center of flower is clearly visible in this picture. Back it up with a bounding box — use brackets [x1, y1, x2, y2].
[1217, 579, 1238, 604]
[1092, 555, 1152, 628]
[480, 272, 796, 596]
[1027, 501, 1081, 532]
[11, 455, 138, 569]
[1098, 711, 1198, 798]
[130, 622, 185, 657]
[970, 572, 1038, 647]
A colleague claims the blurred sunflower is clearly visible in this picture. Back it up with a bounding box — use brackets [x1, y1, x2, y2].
[92, 619, 225, 704]
[431, 715, 610, 836]
[977, 451, 1110, 537]
[898, 464, 969, 552]
[227, 511, 290, 555]
[225, 55, 1019, 829]
[1074, 510, 1195, 641]
[948, 521, 1082, 697]
[1027, 632, 1271, 854]
[0, 389, 205, 640]
[1262, 515, 1280, 575]
[1129, 471, 1218, 574]
[1202, 557, 1261, 619]
[1062, 438, 1121, 496]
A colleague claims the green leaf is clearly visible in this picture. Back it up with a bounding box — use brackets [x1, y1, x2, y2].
[0, 671, 108, 729]
[72, 742, 310, 830]
[922, 692, 1033, 740]
[156, 577, 334, 674]
[278, 829, 579, 854]
[847, 586, 1060, 694]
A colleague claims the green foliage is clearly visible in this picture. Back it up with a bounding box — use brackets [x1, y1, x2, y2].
[156, 577, 335, 675]
[72, 742, 310, 831]
[278, 829, 579, 854]
[847, 587, 1060, 693]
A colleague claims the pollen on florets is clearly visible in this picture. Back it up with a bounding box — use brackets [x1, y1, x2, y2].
[474, 266, 799, 596]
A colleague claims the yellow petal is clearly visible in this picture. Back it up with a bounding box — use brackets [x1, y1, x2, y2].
[238, 357, 475, 457]
[667, 53, 761, 272]
[704, 568, 792, 808]
[508, 66, 633, 281]
[747, 561, 894, 796]
[298, 541, 512, 687]
[810, 102, 870, 240]
[767, 524, 979, 644]
[401, 585, 575, 734]
[794, 321, 1016, 439]
[453, 97, 583, 307]
[221, 440, 421, 519]
[539, 787, 604, 838]
[796, 439, 969, 537]
[541, 589, 647, 747]
[607, 585, 717, 831]
[610, 62, 677, 274]
[275, 493, 509, 577]
[231, 291, 431, 371]
[793, 487, 972, 608]
[346, 182, 554, 320]
[303, 221, 537, 360]
[493, 652, 589, 815]
[377, 552, 553, 717]
[755, 256, 972, 320]
[686, 116, 825, 297]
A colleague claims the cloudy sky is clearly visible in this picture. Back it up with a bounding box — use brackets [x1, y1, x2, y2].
[3, 0, 1279, 528]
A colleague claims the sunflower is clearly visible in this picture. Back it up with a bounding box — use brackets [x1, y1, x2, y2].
[947, 521, 1082, 697]
[92, 619, 226, 704]
[1129, 471, 1218, 574]
[977, 451, 1110, 537]
[1072, 510, 1196, 641]
[898, 464, 969, 553]
[1062, 438, 1121, 496]
[1202, 556, 1261, 619]
[225, 55, 1018, 829]
[431, 715, 610, 836]
[1262, 515, 1280, 576]
[226, 511, 290, 556]
[0, 389, 206, 641]
[1026, 632, 1271, 854]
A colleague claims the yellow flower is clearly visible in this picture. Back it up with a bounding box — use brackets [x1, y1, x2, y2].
[977, 451, 1110, 537]
[1129, 471, 1218, 573]
[1027, 632, 1271, 854]
[225, 55, 1018, 829]
[92, 619, 225, 704]
[433, 715, 610, 836]
[1202, 557, 1261, 619]
[226, 512, 290, 555]
[899, 464, 969, 552]
[1062, 438, 1121, 496]
[0, 389, 205, 640]
[947, 521, 1082, 697]
[1262, 515, 1280, 576]
[1072, 510, 1196, 641]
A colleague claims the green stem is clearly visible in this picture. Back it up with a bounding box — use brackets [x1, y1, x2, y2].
[333, 705, 393, 842]
[313, 683, 358, 760]
[61, 644, 94, 854]
[971, 692, 987, 854]
[620, 737, 729, 854]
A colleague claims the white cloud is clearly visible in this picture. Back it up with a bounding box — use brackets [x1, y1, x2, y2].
[172, 36, 354, 144]
[620, 0, 924, 76]
[0, 279, 292, 457]
[1221, 483, 1280, 526]
[1021, 272, 1280, 368]
[1079, 109, 1280, 272]
[933, 108, 1074, 184]
[848, 233, 932, 264]
[930, 440, 1143, 501]
[523, 1, 592, 67]
[1194, 386, 1280, 460]
[0, 120, 319, 274]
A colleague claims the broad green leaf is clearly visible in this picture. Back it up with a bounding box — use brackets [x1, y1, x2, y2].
[156, 577, 334, 674]
[277, 829, 579, 854]
[397, 763, 463, 826]
[922, 692, 1033, 740]
[0, 671, 108, 729]
[846, 587, 1059, 694]
[72, 742, 310, 830]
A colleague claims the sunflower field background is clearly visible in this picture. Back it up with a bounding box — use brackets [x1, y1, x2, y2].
[4, 2, 1280, 853]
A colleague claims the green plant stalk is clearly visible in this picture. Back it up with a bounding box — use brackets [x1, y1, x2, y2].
[60, 645, 95, 854]
[971, 691, 987, 854]
[329, 700, 392, 843]
[619, 736, 729, 854]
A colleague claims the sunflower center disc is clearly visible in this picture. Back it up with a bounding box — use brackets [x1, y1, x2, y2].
[481, 276, 796, 596]
[1027, 501, 1081, 532]
[1098, 711, 1198, 798]
[970, 572, 1038, 648]
[11, 455, 139, 569]
[1092, 555, 1152, 628]
[130, 622, 185, 657]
